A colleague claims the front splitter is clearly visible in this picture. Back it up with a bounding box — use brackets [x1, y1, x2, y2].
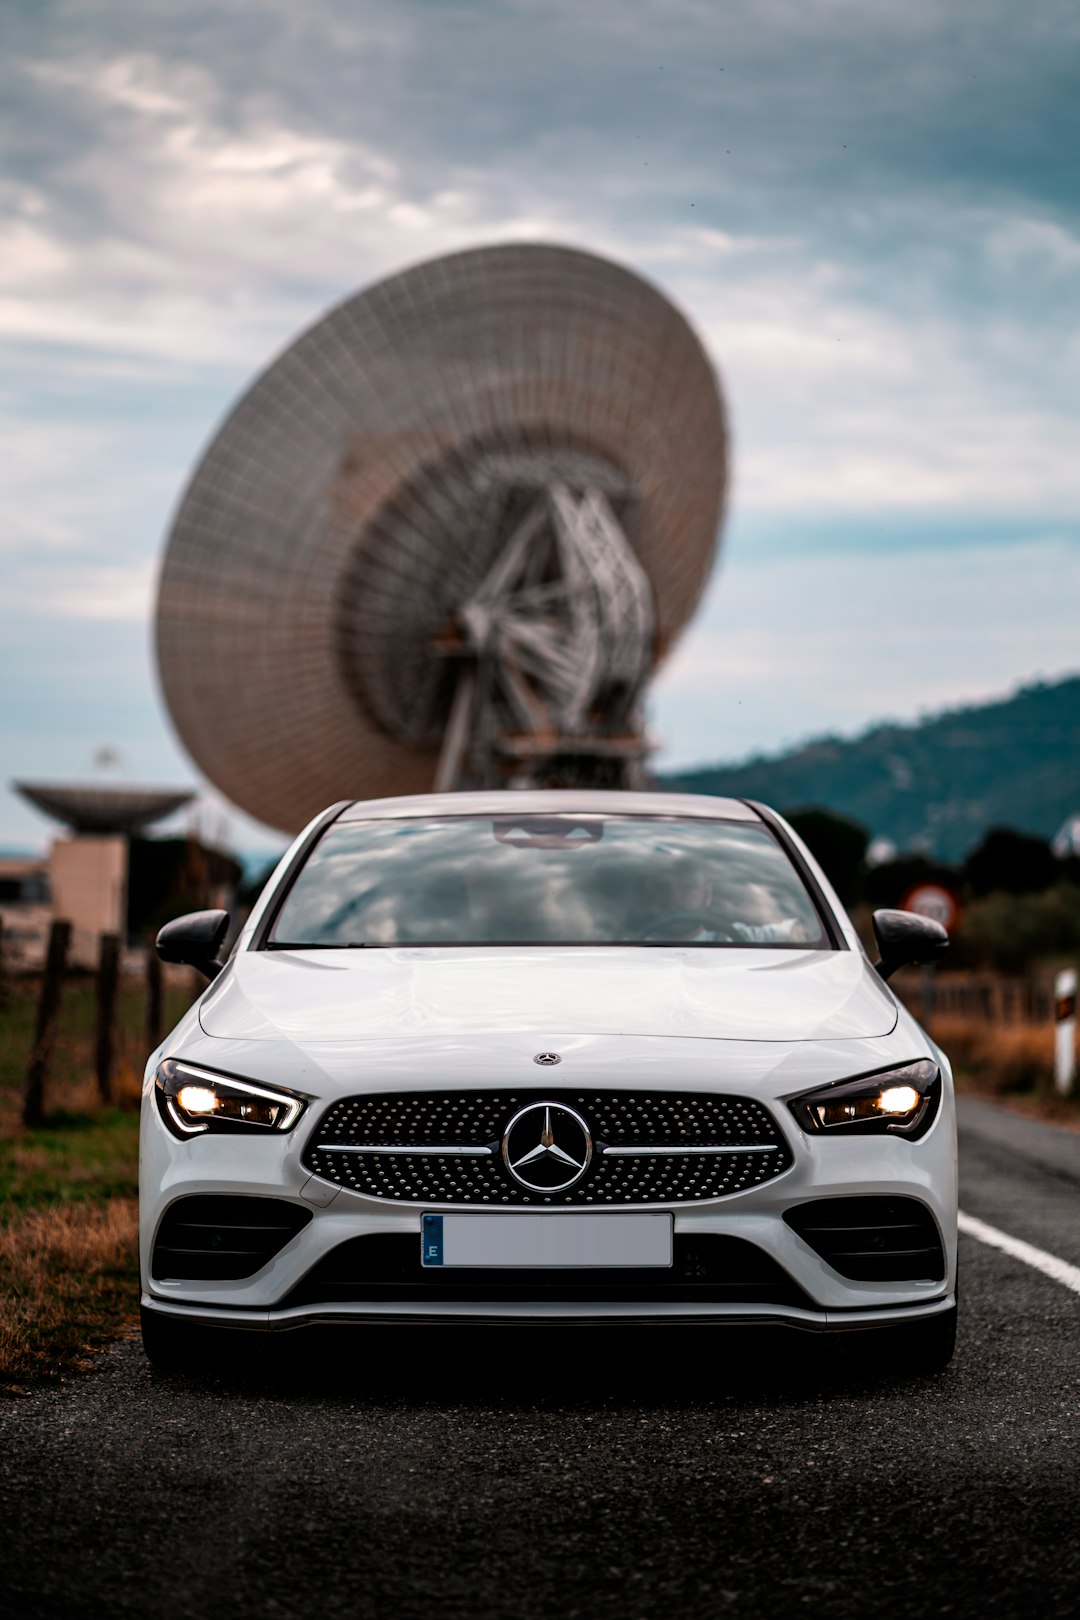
[141, 1292, 955, 1333]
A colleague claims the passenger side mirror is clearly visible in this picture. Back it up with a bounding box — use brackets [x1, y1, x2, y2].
[156, 909, 230, 981]
[872, 908, 949, 981]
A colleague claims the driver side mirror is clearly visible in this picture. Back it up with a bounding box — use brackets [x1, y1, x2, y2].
[156, 909, 230, 981]
[872, 908, 949, 981]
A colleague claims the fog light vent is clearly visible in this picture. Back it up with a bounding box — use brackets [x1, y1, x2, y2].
[152, 1195, 311, 1281]
[784, 1196, 945, 1282]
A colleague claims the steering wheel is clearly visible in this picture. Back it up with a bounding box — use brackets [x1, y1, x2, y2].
[632, 911, 731, 942]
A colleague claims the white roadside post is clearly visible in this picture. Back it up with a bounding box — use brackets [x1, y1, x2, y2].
[1054, 969, 1077, 1096]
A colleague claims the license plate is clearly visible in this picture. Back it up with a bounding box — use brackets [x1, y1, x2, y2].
[420, 1212, 673, 1268]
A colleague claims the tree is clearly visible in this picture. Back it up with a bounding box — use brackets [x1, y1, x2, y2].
[864, 854, 961, 912]
[783, 807, 869, 908]
[963, 828, 1057, 898]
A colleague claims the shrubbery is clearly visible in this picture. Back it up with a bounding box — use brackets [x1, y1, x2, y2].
[779, 807, 1080, 974]
[951, 884, 1080, 974]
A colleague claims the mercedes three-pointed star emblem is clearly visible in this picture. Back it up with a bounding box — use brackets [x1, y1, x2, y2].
[501, 1101, 593, 1193]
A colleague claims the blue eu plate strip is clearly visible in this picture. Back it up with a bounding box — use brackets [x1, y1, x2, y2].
[422, 1213, 444, 1267]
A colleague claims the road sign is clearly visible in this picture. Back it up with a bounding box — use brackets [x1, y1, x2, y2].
[901, 884, 960, 934]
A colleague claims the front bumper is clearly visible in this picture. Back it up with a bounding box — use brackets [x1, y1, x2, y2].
[140, 1036, 958, 1331]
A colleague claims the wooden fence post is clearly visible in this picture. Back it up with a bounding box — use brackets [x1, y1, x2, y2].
[23, 918, 71, 1129]
[146, 941, 164, 1053]
[95, 932, 121, 1106]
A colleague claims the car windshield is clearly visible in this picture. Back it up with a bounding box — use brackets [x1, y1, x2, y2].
[267, 814, 831, 948]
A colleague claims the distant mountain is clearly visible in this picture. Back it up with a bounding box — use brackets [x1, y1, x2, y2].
[661, 674, 1080, 861]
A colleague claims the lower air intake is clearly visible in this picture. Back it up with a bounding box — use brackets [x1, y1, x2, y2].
[280, 1233, 813, 1310]
[152, 1195, 312, 1281]
[784, 1196, 945, 1282]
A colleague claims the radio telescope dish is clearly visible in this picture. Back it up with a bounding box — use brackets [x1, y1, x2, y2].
[156, 243, 727, 834]
[14, 782, 194, 835]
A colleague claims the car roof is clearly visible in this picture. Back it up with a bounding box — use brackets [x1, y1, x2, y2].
[336, 791, 761, 823]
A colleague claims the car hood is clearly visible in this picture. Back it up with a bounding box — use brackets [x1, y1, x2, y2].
[199, 946, 897, 1044]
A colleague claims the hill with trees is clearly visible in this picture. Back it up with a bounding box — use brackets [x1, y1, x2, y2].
[662, 674, 1080, 861]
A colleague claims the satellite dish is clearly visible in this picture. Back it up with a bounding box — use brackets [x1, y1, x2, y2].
[14, 782, 195, 835]
[156, 242, 727, 834]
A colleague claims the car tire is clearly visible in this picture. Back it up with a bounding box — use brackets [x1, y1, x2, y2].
[876, 1303, 958, 1374]
[140, 1305, 252, 1375]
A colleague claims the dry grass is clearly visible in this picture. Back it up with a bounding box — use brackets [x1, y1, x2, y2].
[0, 1197, 139, 1395]
[933, 1013, 1064, 1094]
[0, 976, 174, 1392]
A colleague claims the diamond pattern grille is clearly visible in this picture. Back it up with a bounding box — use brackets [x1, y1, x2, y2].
[302, 1089, 792, 1206]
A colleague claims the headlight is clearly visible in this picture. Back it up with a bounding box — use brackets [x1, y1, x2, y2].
[154, 1059, 306, 1138]
[788, 1060, 940, 1139]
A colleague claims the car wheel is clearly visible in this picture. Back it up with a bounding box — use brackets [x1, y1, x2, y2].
[875, 1303, 958, 1374]
[140, 1305, 252, 1375]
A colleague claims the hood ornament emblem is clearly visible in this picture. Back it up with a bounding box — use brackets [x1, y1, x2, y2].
[533, 1052, 561, 1065]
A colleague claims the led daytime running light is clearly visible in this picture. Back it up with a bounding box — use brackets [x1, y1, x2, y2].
[789, 1061, 939, 1139]
[155, 1060, 305, 1136]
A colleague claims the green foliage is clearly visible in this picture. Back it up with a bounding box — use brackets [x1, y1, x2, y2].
[0, 978, 156, 1389]
[951, 883, 1080, 974]
[662, 673, 1080, 861]
[0, 1113, 139, 1211]
[864, 854, 960, 911]
[964, 827, 1059, 897]
[784, 807, 868, 907]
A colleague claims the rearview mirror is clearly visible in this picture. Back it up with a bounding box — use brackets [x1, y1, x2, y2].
[872, 908, 949, 981]
[156, 909, 230, 980]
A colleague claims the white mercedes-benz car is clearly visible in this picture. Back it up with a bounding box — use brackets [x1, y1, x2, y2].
[140, 792, 957, 1369]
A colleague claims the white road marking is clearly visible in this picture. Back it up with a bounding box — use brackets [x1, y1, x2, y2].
[958, 1209, 1080, 1298]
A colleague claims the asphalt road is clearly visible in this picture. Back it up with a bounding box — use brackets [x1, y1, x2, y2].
[2, 1096, 1080, 1620]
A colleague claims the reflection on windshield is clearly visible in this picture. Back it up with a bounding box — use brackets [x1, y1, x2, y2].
[268, 815, 830, 949]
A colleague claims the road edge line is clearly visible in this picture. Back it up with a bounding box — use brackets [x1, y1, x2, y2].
[958, 1209, 1080, 1298]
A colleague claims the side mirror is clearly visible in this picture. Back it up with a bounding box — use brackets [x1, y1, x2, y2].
[156, 909, 230, 980]
[872, 908, 949, 981]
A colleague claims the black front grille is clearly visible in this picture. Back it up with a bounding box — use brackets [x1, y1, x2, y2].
[302, 1089, 792, 1206]
[784, 1197, 945, 1282]
[280, 1232, 814, 1310]
[152, 1195, 312, 1281]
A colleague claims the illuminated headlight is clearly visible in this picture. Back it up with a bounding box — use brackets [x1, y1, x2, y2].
[155, 1059, 306, 1138]
[788, 1060, 940, 1139]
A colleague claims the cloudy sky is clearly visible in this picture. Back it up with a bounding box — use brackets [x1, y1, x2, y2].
[3, 0, 1078, 852]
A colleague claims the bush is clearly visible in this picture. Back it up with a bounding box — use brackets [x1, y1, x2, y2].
[864, 854, 961, 912]
[951, 883, 1080, 974]
[964, 828, 1058, 897]
[783, 807, 869, 908]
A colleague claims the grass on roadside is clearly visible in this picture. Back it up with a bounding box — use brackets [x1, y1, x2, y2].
[0, 1111, 140, 1209]
[0, 1197, 139, 1396]
[0, 971, 196, 1393]
[931, 1013, 1060, 1095]
[926, 1012, 1080, 1129]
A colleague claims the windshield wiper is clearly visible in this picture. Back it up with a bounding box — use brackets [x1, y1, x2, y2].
[265, 941, 369, 950]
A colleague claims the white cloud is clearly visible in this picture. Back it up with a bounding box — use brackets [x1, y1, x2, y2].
[987, 215, 1080, 276]
[4, 557, 158, 621]
[53, 559, 159, 621]
[653, 532, 1080, 766]
[3, 49, 576, 370]
[2, 2, 1079, 848]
